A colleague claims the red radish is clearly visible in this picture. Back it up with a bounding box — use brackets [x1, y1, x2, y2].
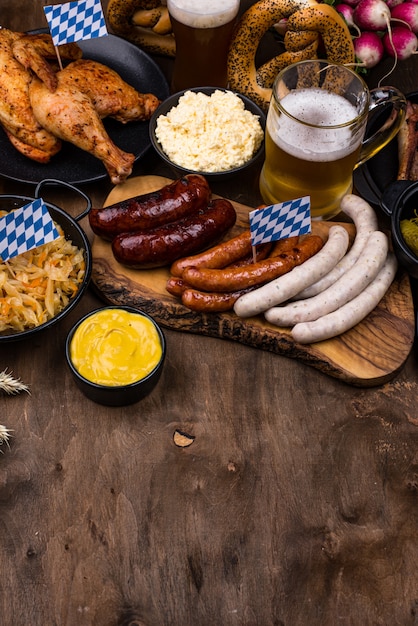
[391, 2, 418, 33]
[354, 30, 385, 66]
[274, 18, 288, 36]
[341, 0, 362, 7]
[335, 3, 362, 34]
[353, 0, 391, 31]
[386, 0, 405, 7]
[383, 25, 418, 58]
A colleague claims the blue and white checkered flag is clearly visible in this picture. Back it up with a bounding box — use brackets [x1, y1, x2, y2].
[249, 197, 311, 246]
[0, 199, 60, 262]
[44, 0, 108, 47]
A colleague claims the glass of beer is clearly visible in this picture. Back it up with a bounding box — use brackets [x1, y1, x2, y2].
[167, 0, 240, 93]
[259, 60, 407, 220]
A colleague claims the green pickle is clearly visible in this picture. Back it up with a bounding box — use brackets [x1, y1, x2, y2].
[400, 213, 418, 257]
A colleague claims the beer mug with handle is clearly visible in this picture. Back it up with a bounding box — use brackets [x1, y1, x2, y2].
[259, 60, 407, 220]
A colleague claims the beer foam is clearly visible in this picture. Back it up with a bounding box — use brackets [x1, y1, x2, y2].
[271, 88, 361, 163]
[167, 0, 239, 28]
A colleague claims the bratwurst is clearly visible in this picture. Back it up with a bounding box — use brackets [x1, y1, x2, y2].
[112, 198, 237, 268]
[182, 234, 324, 292]
[89, 174, 211, 240]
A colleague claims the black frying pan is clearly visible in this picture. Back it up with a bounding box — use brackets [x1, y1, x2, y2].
[0, 179, 92, 342]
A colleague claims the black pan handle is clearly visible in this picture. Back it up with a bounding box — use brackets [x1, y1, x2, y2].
[34, 178, 92, 221]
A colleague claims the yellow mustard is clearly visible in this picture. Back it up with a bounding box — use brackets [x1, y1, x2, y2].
[70, 308, 162, 386]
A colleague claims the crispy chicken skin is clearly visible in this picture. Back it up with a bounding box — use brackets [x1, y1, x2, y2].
[2, 128, 58, 164]
[27, 59, 160, 183]
[57, 59, 161, 122]
[12, 32, 82, 92]
[1, 27, 160, 182]
[0, 28, 62, 162]
[29, 75, 136, 184]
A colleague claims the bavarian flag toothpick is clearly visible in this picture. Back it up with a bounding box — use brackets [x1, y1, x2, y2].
[44, 0, 108, 46]
[44, 0, 108, 67]
[249, 195, 311, 249]
[0, 199, 60, 262]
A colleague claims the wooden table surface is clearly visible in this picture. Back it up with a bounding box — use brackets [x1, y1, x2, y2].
[1, 2, 418, 625]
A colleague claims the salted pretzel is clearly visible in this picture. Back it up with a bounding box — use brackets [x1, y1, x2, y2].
[227, 0, 355, 111]
[107, 0, 175, 57]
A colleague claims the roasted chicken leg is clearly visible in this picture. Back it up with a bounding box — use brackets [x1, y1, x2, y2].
[29, 75, 136, 184]
[57, 59, 160, 122]
[28, 58, 161, 183]
[0, 28, 61, 162]
[12, 32, 82, 92]
[2, 27, 160, 182]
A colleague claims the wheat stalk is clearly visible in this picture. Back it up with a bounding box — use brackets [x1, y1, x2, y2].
[0, 369, 30, 395]
[0, 369, 29, 453]
[0, 424, 12, 451]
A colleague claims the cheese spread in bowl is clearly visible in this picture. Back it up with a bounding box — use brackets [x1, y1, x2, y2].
[149, 87, 265, 179]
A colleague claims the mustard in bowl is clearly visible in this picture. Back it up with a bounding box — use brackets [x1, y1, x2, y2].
[65, 306, 166, 406]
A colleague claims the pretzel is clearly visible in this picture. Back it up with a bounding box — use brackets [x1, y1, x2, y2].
[107, 0, 175, 57]
[227, 0, 355, 112]
[132, 7, 172, 35]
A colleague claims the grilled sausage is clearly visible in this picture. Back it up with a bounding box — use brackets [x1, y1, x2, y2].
[170, 230, 253, 276]
[89, 174, 211, 240]
[170, 231, 275, 276]
[112, 198, 237, 268]
[181, 287, 256, 312]
[166, 276, 190, 297]
[182, 234, 323, 293]
[225, 243, 273, 267]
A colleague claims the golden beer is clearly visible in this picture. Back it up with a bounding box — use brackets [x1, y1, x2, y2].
[259, 60, 407, 220]
[167, 0, 239, 93]
[260, 88, 362, 221]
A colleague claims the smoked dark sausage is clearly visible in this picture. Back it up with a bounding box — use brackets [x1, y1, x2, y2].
[112, 198, 237, 268]
[89, 174, 211, 240]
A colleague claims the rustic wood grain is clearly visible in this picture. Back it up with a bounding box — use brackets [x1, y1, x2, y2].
[1, 3, 418, 625]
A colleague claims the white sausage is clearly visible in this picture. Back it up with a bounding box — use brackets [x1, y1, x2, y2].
[291, 252, 398, 344]
[234, 225, 349, 318]
[265, 230, 389, 327]
[294, 194, 379, 299]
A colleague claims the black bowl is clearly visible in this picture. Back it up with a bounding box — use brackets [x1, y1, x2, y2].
[65, 306, 166, 406]
[390, 180, 418, 278]
[0, 180, 92, 342]
[149, 86, 266, 181]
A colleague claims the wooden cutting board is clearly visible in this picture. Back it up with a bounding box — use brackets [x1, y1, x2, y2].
[91, 175, 415, 387]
